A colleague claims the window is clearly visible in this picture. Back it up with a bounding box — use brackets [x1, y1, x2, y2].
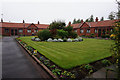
[80, 29, 84, 33]
[87, 29, 90, 33]
[19, 29, 23, 33]
[5, 29, 9, 33]
[110, 29, 113, 32]
[74, 30, 77, 32]
[34, 29, 38, 32]
[95, 29, 98, 33]
[27, 29, 31, 33]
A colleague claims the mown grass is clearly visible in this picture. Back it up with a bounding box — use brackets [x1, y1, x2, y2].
[19, 36, 113, 69]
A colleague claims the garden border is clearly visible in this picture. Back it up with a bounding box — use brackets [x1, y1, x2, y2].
[15, 38, 60, 80]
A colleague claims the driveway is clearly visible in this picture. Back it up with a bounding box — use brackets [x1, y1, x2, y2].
[2, 37, 51, 79]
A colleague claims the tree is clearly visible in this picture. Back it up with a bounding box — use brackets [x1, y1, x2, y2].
[108, 12, 115, 20]
[89, 15, 94, 22]
[37, 29, 51, 41]
[49, 21, 66, 35]
[68, 31, 77, 38]
[73, 18, 81, 24]
[73, 18, 77, 24]
[49, 21, 66, 30]
[77, 19, 81, 23]
[65, 25, 73, 33]
[85, 19, 89, 22]
[116, 0, 120, 19]
[100, 17, 104, 21]
[111, 20, 120, 79]
[57, 29, 68, 38]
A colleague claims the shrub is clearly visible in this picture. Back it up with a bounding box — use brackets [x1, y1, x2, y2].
[84, 64, 93, 70]
[68, 32, 77, 38]
[105, 34, 110, 38]
[101, 35, 106, 38]
[101, 59, 111, 67]
[65, 25, 73, 32]
[90, 33, 95, 38]
[57, 29, 68, 38]
[37, 29, 51, 41]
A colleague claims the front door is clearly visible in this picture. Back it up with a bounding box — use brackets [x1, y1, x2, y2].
[15, 29, 18, 35]
[98, 29, 101, 37]
[11, 29, 14, 36]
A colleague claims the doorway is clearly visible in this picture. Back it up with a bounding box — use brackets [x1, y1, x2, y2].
[15, 29, 18, 35]
[11, 29, 14, 35]
[98, 29, 101, 37]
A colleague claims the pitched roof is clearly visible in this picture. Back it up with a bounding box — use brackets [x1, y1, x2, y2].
[66, 23, 82, 29]
[70, 23, 81, 28]
[0, 22, 49, 29]
[85, 19, 119, 27]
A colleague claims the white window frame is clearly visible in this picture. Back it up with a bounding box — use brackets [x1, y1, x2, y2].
[19, 29, 23, 33]
[27, 29, 31, 33]
[87, 29, 90, 33]
[80, 29, 84, 33]
[95, 29, 98, 33]
[5, 28, 9, 33]
[34, 29, 38, 32]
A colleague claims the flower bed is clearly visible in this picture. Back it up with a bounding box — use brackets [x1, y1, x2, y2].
[16, 38, 115, 79]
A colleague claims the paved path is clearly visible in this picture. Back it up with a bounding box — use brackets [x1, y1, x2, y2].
[85, 64, 117, 79]
[2, 37, 51, 79]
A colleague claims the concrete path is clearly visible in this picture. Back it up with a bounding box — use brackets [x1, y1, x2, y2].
[85, 64, 117, 79]
[2, 37, 51, 79]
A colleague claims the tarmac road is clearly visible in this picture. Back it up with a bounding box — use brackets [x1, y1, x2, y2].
[2, 37, 51, 79]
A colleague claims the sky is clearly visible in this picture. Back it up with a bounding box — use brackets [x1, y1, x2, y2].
[0, 0, 119, 24]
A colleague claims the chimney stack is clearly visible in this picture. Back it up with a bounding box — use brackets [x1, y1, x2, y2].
[23, 20, 25, 23]
[68, 21, 71, 26]
[1, 18, 3, 23]
[38, 21, 40, 24]
[81, 19, 83, 23]
[95, 17, 98, 22]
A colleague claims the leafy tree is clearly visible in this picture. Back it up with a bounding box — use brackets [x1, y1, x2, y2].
[49, 21, 66, 35]
[77, 19, 81, 23]
[73, 18, 77, 24]
[68, 31, 77, 38]
[89, 15, 94, 22]
[37, 29, 51, 41]
[116, 0, 120, 19]
[49, 21, 66, 30]
[65, 25, 73, 33]
[73, 18, 81, 24]
[111, 20, 120, 79]
[57, 29, 68, 38]
[100, 17, 104, 21]
[85, 19, 89, 22]
[108, 12, 115, 20]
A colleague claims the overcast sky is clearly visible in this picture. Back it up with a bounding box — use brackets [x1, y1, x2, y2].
[0, 0, 119, 24]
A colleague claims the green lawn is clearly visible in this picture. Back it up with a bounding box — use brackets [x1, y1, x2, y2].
[19, 36, 113, 69]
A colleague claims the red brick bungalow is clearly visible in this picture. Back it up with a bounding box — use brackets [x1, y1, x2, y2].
[0, 20, 49, 36]
[0, 18, 119, 37]
[69, 18, 119, 37]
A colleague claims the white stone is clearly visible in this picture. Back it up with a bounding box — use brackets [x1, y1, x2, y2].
[53, 39, 58, 42]
[67, 38, 72, 42]
[74, 38, 79, 42]
[35, 38, 40, 41]
[47, 38, 53, 42]
[58, 38, 63, 42]
[78, 37, 83, 41]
